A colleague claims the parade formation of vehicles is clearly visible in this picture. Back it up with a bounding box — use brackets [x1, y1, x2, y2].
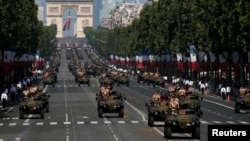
[15, 42, 250, 140]
[145, 84, 203, 139]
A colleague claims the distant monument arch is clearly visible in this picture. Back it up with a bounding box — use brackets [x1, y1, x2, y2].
[46, 0, 93, 38]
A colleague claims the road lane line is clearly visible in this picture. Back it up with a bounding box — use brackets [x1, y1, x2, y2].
[203, 99, 234, 109]
[125, 101, 147, 121]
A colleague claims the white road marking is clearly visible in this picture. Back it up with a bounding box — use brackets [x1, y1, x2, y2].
[117, 121, 125, 124]
[23, 123, 30, 126]
[77, 121, 84, 125]
[131, 120, 139, 124]
[104, 121, 111, 124]
[9, 123, 16, 126]
[64, 122, 71, 125]
[36, 122, 44, 125]
[90, 121, 98, 124]
[50, 122, 57, 125]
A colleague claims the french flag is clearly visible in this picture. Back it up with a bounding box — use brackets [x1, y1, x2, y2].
[63, 16, 71, 31]
[189, 45, 197, 71]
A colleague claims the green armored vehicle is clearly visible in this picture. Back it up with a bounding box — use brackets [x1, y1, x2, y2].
[43, 69, 57, 87]
[235, 88, 250, 113]
[75, 68, 90, 86]
[110, 70, 119, 82]
[99, 73, 114, 86]
[116, 73, 129, 87]
[151, 73, 165, 87]
[85, 65, 96, 77]
[36, 91, 50, 113]
[19, 89, 46, 119]
[179, 94, 203, 117]
[164, 109, 200, 139]
[145, 100, 169, 127]
[96, 90, 126, 118]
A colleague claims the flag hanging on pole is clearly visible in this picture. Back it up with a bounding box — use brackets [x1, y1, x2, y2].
[63, 10, 71, 31]
[189, 45, 197, 71]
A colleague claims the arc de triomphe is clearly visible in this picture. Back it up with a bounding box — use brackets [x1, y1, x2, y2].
[46, 0, 93, 38]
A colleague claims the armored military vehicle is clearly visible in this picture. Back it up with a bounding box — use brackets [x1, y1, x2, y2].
[163, 109, 200, 139]
[116, 73, 129, 87]
[36, 91, 50, 113]
[43, 69, 57, 87]
[145, 100, 169, 127]
[19, 88, 46, 119]
[179, 94, 203, 117]
[96, 90, 126, 118]
[235, 88, 250, 113]
[99, 73, 114, 86]
[75, 68, 90, 86]
[151, 73, 165, 87]
[85, 64, 96, 77]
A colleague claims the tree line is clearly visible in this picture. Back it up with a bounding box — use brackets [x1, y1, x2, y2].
[0, 0, 57, 60]
[84, 0, 250, 87]
[0, 0, 57, 90]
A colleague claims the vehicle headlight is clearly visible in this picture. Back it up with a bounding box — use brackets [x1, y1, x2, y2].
[192, 121, 199, 125]
[172, 121, 176, 125]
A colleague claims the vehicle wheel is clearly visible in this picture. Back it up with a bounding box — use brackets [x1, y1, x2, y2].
[192, 127, 200, 139]
[78, 83, 81, 87]
[45, 104, 49, 113]
[88, 82, 90, 86]
[98, 108, 103, 118]
[164, 126, 172, 139]
[40, 110, 44, 119]
[119, 108, 124, 118]
[148, 115, 154, 127]
[235, 104, 240, 113]
[19, 110, 24, 119]
[127, 83, 129, 87]
[53, 83, 55, 88]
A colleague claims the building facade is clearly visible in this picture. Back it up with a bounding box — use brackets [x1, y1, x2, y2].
[109, 1, 144, 29]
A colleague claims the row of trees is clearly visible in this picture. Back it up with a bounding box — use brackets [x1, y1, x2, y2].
[84, 0, 250, 88]
[0, 0, 57, 90]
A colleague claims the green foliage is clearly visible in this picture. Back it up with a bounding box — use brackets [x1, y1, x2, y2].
[87, 0, 250, 60]
[0, 0, 57, 59]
